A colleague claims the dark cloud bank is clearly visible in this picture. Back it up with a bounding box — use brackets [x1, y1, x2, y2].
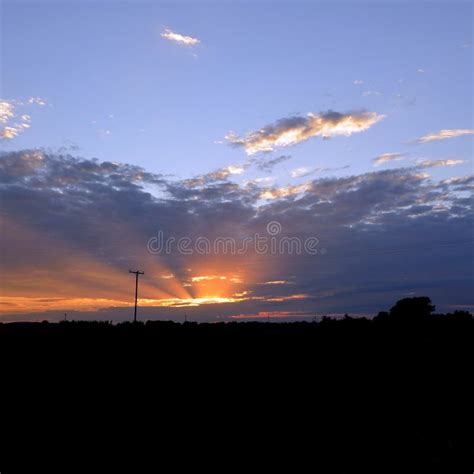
[0, 150, 472, 321]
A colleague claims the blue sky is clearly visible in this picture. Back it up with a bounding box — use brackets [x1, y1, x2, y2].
[0, 1, 473, 321]
[2, 1, 472, 180]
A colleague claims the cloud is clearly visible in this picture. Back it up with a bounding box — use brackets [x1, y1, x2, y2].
[0, 98, 46, 140]
[0, 150, 44, 177]
[0, 126, 26, 140]
[251, 154, 292, 172]
[226, 110, 385, 155]
[1, 150, 472, 321]
[373, 152, 406, 166]
[438, 176, 474, 193]
[353, 80, 364, 85]
[27, 97, 47, 106]
[414, 129, 474, 143]
[440, 175, 474, 187]
[0, 149, 165, 187]
[291, 164, 351, 178]
[161, 28, 200, 46]
[244, 176, 276, 186]
[191, 276, 227, 282]
[160, 274, 175, 279]
[0, 102, 30, 140]
[259, 183, 310, 200]
[182, 164, 246, 188]
[417, 68, 425, 73]
[229, 310, 311, 320]
[417, 159, 464, 168]
[0, 101, 15, 124]
[291, 167, 312, 178]
[261, 280, 292, 285]
[227, 165, 245, 175]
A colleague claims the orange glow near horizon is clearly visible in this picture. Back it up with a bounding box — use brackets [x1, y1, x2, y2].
[0, 291, 309, 314]
[1, 216, 305, 316]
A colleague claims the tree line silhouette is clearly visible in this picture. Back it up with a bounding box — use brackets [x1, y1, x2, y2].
[1, 296, 472, 471]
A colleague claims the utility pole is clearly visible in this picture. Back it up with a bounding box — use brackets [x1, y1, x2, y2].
[129, 269, 144, 323]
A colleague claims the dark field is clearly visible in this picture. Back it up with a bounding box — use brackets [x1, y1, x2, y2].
[2, 299, 472, 471]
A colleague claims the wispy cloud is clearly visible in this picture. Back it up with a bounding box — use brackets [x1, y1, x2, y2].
[250, 154, 292, 172]
[291, 164, 351, 177]
[226, 110, 385, 155]
[353, 80, 364, 85]
[414, 129, 474, 143]
[161, 28, 200, 46]
[27, 97, 47, 106]
[440, 175, 474, 187]
[182, 164, 246, 188]
[191, 276, 227, 282]
[261, 280, 292, 285]
[230, 311, 310, 320]
[417, 159, 464, 168]
[244, 176, 276, 186]
[373, 152, 406, 166]
[291, 167, 313, 178]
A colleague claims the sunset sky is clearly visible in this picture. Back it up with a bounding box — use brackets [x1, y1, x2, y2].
[1, 1, 473, 321]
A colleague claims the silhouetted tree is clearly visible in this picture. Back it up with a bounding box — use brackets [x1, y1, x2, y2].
[374, 311, 390, 321]
[441, 310, 473, 322]
[389, 297, 435, 322]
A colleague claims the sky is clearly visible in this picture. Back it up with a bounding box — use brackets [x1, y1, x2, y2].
[0, 0, 473, 322]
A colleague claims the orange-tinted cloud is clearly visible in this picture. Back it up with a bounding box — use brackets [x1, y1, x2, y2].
[226, 110, 385, 155]
[414, 129, 474, 143]
[0, 98, 46, 140]
[418, 159, 464, 168]
[260, 183, 310, 200]
[373, 152, 406, 166]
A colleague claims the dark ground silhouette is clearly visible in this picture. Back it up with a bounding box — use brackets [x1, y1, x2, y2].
[1, 297, 472, 471]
